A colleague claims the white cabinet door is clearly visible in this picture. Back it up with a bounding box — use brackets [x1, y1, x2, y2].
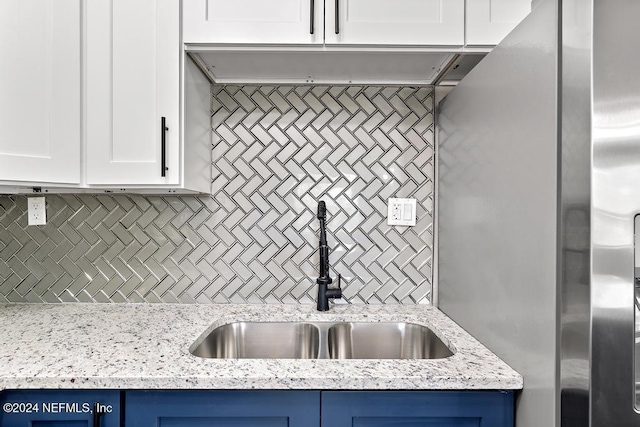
[466, 0, 531, 46]
[0, 1, 81, 184]
[86, 0, 180, 185]
[183, 0, 323, 44]
[324, 0, 464, 46]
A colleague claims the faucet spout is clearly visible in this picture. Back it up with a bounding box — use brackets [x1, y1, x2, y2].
[316, 201, 342, 311]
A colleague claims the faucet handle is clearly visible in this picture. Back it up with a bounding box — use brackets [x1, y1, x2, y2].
[334, 274, 343, 300]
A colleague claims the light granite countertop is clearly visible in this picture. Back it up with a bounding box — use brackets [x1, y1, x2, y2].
[0, 303, 523, 390]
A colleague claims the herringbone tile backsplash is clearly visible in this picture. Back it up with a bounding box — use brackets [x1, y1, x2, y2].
[0, 85, 434, 304]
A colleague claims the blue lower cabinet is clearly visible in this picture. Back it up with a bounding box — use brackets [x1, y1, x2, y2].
[0, 390, 121, 427]
[0, 389, 513, 427]
[125, 390, 321, 427]
[321, 391, 514, 427]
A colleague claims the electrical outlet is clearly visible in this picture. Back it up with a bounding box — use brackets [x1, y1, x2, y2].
[387, 198, 416, 226]
[28, 196, 46, 226]
[391, 202, 402, 221]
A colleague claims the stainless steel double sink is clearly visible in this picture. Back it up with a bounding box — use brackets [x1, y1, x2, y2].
[190, 321, 454, 360]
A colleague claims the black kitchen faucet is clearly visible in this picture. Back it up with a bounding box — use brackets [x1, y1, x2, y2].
[316, 200, 342, 311]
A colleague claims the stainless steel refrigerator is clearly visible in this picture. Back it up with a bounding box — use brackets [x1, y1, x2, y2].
[437, 0, 639, 425]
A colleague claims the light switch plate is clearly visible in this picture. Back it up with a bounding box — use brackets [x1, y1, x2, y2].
[27, 196, 46, 226]
[387, 198, 416, 226]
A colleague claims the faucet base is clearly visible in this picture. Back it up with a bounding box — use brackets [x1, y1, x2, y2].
[317, 275, 342, 311]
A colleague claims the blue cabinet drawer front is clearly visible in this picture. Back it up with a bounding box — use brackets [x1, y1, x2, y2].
[126, 390, 321, 427]
[157, 417, 289, 427]
[0, 390, 121, 427]
[321, 391, 514, 427]
[352, 418, 480, 427]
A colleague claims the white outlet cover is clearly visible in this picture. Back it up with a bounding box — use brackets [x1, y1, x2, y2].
[27, 196, 46, 226]
[387, 198, 416, 226]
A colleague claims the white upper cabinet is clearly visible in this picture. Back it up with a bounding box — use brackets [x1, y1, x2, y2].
[466, 0, 531, 46]
[86, 0, 180, 186]
[183, 0, 464, 46]
[183, 0, 324, 44]
[324, 0, 464, 46]
[0, 1, 81, 185]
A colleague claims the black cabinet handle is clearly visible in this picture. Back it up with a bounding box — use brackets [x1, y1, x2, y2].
[93, 402, 105, 427]
[310, 0, 315, 34]
[335, 0, 339, 34]
[161, 116, 168, 177]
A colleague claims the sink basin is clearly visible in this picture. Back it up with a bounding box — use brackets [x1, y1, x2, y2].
[328, 322, 453, 359]
[190, 322, 320, 359]
[191, 321, 454, 360]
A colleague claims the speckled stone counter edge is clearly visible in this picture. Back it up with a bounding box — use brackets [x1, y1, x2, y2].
[0, 303, 523, 390]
